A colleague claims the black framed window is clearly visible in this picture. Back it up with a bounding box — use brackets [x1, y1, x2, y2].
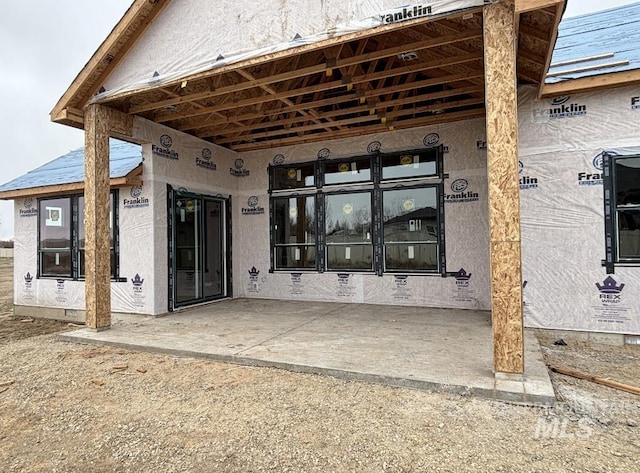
[269, 148, 444, 274]
[325, 192, 373, 271]
[39, 197, 72, 277]
[323, 157, 372, 185]
[273, 195, 317, 269]
[38, 192, 119, 279]
[613, 156, 640, 262]
[383, 187, 439, 271]
[271, 162, 315, 190]
[381, 150, 438, 181]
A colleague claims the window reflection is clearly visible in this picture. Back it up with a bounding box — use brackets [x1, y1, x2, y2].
[324, 158, 372, 185]
[271, 163, 315, 190]
[39, 197, 72, 277]
[325, 192, 372, 270]
[381, 151, 437, 180]
[273, 196, 316, 269]
[383, 188, 438, 271]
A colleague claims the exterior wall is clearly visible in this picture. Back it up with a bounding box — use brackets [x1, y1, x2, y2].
[12, 85, 640, 334]
[11, 116, 238, 318]
[12, 186, 156, 317]
[131, 116, 238, 315]
[234, 118, 492, 310]
[518, 84, 640, 335]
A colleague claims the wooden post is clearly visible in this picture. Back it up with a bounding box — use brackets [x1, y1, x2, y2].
[84, 104, 112, 330]
[483, 1, 524, 374]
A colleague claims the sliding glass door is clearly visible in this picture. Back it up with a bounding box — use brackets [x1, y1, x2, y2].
[170, 189, 229, 309]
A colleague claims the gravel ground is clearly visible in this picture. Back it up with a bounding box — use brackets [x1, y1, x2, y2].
[1, 257, 639, 472]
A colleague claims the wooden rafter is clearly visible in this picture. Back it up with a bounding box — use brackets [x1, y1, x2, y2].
[50, 2, 564, 152]
[231, 108, 486, 152]
[192, 74, 484, 138]
[131, 27, 483, 121]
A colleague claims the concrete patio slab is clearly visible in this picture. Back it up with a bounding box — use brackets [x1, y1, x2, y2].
[59, 298, 555, 405]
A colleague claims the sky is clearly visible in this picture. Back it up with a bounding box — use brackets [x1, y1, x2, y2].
[0, 0, 638, 240]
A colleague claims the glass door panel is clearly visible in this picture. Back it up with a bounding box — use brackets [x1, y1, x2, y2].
[204, 200, 224, 298]
[175, 196, 202, 304]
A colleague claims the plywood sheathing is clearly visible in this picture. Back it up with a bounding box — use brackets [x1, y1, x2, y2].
[483, 1, 524, 374]
[84, 104, 112, 331]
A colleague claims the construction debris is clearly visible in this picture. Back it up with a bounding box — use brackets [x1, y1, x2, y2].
[550, 365, 640, 396]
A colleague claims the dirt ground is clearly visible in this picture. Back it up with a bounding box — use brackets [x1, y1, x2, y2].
[0, 257, 639, 472]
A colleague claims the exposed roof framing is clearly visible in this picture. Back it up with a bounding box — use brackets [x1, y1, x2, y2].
[52, 2, 562, 152]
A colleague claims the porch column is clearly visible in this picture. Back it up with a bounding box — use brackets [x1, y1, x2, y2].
[84, 104, 112, 330]
[483, 1, 524, 374]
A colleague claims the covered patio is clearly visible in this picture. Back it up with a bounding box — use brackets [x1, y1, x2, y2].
[48, 0, 570, 380]
[60, 299, 555, 404]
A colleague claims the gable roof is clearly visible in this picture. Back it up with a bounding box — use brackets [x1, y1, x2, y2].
[542, 2, 640, 96]
[0, 139, 142, 200]
[51, 1, 565, 150]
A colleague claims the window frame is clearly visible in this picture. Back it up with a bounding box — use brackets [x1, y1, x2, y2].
[381, 184, 441, 274]
[268, 148, 446, 275]
[603, 153, 640, 272]
[324, 189, 375, 272]
[38, 196, 73, 278]
[321, 155, 374, 187]
[271, 193, 319, 271]
[380, 148, 440, 183]
[37, 191, 120, 280]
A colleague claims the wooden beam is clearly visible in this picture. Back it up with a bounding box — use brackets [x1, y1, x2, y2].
[484, 1, 524, 374]
[95, 7, 483, 107]
[52, 106, 134, 142]
[179, 59, 482, 132]
[235, 69, 338, 133]
[211, 92, 484, 144]
[216, 97, 485, 144]
[230, 108, 485, 151]
[84, 104, 112, 331]
[131, 29, 482, 118]
[204, 91, 484, 142]
[518, 22, 552, 43]
[196, 81, 483, 139]
[540, 69, 640, 97]
[517, 48, 547, 68]
[549, 365, 640, 396]
[536, 1, 565, 97]
[164, 66, 483, 126]
[515, 0, 564, 14]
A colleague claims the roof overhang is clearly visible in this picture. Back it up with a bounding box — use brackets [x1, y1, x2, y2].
[52, 0, 565, 152]
[541, 64, 640, 98]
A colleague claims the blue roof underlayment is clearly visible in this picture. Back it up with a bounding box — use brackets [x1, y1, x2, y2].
[547, 2, 640, 83]
[0, 139, 141, 193]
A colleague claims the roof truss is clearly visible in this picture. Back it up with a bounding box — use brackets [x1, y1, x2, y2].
[52, 3, 563, 152]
